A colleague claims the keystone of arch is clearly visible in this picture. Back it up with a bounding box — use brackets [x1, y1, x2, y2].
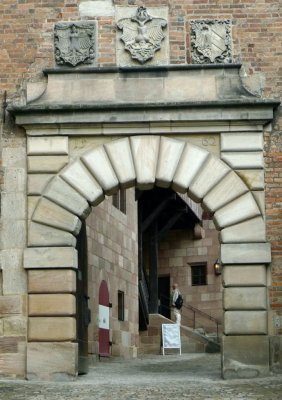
[28, 135, 266, 248]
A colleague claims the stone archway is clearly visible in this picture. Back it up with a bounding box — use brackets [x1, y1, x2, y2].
[24, 135, 271, 380]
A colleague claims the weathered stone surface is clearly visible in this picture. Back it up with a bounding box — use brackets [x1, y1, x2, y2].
[156, 137, 185, 188]
[252, 190, 265, 216]
[222, 265, 267, 287]
[0, 249, 27, 295]
[27, 342, 78, 381]
[28, 269, 76, 293]
[43, 176, 91, 218]
[27, 174, 53, 195]
[2, 147, 26, 169]
[28, 196, 40, 220]
[104, 138, 136, 188]
[1, 192, 26, 220]
[203, 171, 248, 212]
[223, 287, 267, 310]
[221, 152, 264, 169]
[4, 167, 25, 192]
[214, 192, 261, 229]
[236, 169, 265, 190]
[32, 198, 82, 234]
[24, 247, 78, 269]
[0, 352, 26, 378]
[172, 143, 209, 193]
[221, 243, 271, 264]
[221, 132, 263, 151]
[0, 295, 24, 316]
[28, 317, 76, 341]
[27, 137, 68, 155]
[270, 336, 282, 373]
[130, 136, 160, 190]
[29, 294, 76, 316]
[28, 156, 69, 173]
[28, 222, 76, 247]
[224, 311, 267, 334]
[220, 216, 266, 243]
[3, 316, 27, 336]
[188, 155, 230, 202]
[82, 146, 119, 195]
[0, 220, 26, 249]
[222, 335, 270, 379]
[79, 0, 114, 17]
[61, 160, 104, 205]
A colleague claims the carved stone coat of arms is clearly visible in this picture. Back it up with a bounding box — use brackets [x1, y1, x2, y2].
[117, 6, 167, 64]
[191, 20, 232, 64]
[54, 22, 96, 67]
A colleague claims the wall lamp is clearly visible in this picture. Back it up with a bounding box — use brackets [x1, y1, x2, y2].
[214, 259, 222, 275]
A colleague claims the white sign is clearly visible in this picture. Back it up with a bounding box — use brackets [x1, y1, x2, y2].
[162, 324, 181, 355]
[99, 305, 109, 329]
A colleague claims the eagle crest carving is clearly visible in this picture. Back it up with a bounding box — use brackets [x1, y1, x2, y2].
[117, 7, 167, 64]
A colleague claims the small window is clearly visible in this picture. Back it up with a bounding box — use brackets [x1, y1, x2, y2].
[191, 264, 207, 286]
[113, 189, 126, 214]
[118, 290, 124, 321]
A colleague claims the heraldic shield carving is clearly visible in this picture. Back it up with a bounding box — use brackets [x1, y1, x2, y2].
[54, 22, 96, 67]
[191, 20, 232, 64]
[117, 6, 167, 64]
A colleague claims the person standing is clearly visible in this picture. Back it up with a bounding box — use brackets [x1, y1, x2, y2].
[171, 283, 181, 325]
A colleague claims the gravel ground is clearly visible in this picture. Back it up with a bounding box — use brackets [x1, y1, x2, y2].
[0, 353, 282, 399]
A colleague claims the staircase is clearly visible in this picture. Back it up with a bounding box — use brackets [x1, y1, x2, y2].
[139, 314, 221, 355]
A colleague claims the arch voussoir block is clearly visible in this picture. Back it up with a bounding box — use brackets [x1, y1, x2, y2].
[44, 176, 91, 219]
[130, 135, 160, 190]
[28, 222, 76, 247]
[214, 192, 261, 230]
[172, 143, 209, 194]
[32, 197, 82, 235]
[60, 159, 104, 206]
[155, 136, 185, 188]
[81, 146, 119, 195]
[203, 170, 249, 212]
[104, 137, 136, 188]
[188, 155, 230, 203]
[220, 216, 266, 243]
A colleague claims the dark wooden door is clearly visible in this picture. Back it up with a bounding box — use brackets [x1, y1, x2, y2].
[99, 280, 110, 357]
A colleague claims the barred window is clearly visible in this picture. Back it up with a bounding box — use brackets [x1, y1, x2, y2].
[191, 264, 207, 286]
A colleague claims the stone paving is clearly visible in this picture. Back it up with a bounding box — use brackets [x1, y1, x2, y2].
[0, 353, 282, 399]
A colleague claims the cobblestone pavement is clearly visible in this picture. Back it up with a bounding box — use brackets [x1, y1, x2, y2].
[1, 353, 282, 399]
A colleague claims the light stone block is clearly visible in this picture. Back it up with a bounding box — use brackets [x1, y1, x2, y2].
[155, 137, 185, 188]
[3, 316, 27, 336]
[28, 269, 76, 294]
[29, 294, 76, 316]
[0, 220, 26, 249]
[82, 146, 119, 195]
[27, 137, 68, 155]
[130, 136, 160, 190]
[221, 132, 263, 151]
[188, 155, 230, 202]
[0, 295, 23, 316]
[28, 155, 69, 173]
[222, 265, 266, 287]
[172, 143, 209, 193]
[28, 222, 76, 247]
[222, 335, 270, 379]
[61, 159, 104, 205]
[224, 311, 267, 334]
[24, 247, 78, 269]
[223, 287, 267, 310]
[79, 0, 114, 17]
[220, 216, 266, 243]
[203, 171, 248, 212]
[28, 174, 53, 195]
[214, 192, 261, 229]
[0, 352, 26, 378]
[221, 152, 264, 169]
[28, 317, 76, 341]
[236, 169, 265, 190]
[1, 249, 27, 295]
[2, 147, 26, 168]
[32, 198, 82, 235]
[27, 342, 78, 381]
[104, 138, 136, 188]
[1, 192, 26, 220]
[43, 176, 91, 218]
[252, 190, 265, 216]
[4, 168, 25, 192]
[221, 243, 271, 264]
[28, 196, 40, 220]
